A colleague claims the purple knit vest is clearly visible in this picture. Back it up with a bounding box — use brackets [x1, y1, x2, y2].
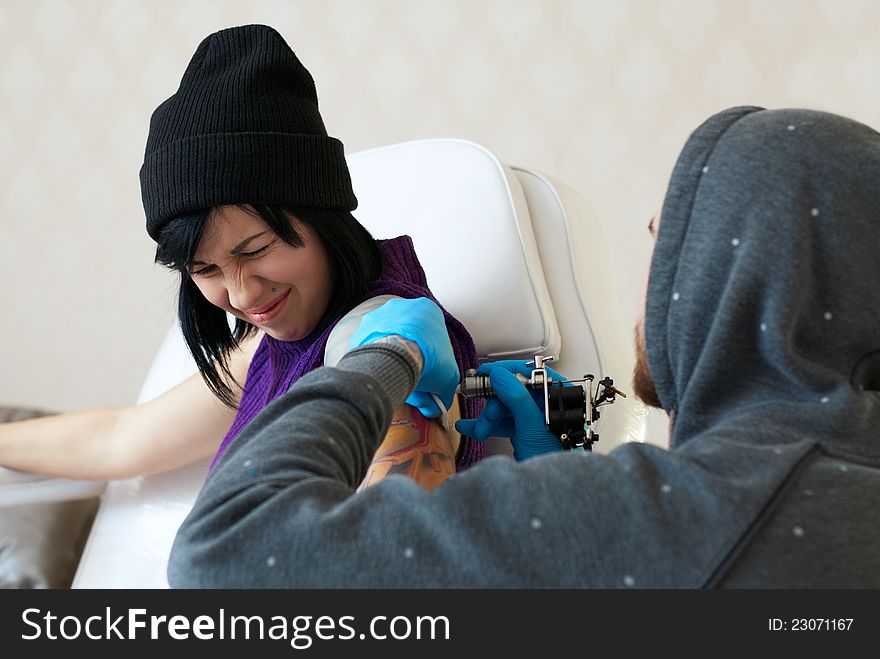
[211, 235, 486, 471]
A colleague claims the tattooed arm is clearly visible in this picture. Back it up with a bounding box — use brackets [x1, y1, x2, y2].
[357, 346, 461, 491]
[325, 297, 461, 490]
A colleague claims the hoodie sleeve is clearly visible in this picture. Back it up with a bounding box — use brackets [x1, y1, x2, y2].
[167, 340, 608, 588]
[167, 338, 766, 589]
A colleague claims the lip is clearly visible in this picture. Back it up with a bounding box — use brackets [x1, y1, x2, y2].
[245, 290, 290, 324]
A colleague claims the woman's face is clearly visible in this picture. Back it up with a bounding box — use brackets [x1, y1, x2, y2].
[188, 205, 334, 342]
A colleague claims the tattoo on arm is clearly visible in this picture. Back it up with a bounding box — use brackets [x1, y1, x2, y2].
[358, 397, 461, 492]
[326, 296, 457, 491]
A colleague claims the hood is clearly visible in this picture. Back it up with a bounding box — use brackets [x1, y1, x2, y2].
[646, 106, 880, 461]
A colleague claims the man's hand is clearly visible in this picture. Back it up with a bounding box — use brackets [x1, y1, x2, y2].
[454, 360, 564, 461]
[349, 297, 459, 418]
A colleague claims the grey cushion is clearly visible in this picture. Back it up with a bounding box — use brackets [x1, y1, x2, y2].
[0, 406, 99, 589]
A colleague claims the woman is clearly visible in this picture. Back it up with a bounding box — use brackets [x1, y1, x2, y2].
[0, 24, 483, 487]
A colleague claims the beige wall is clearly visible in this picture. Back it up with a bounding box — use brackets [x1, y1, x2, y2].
[2, 0, 879, 412]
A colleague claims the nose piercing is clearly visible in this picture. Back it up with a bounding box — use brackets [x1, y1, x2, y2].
[272, 287, 276, 292]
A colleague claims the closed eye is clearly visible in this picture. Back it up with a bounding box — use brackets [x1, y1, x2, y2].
[240, 243, 271, 257]
[189, 240, 275, 277]
[189, 264, 216, 277]
[189, 242, 273, 277]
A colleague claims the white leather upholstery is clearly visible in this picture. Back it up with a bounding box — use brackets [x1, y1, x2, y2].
[136, 319, 202, 405]
[348, 139, 560, 360]
[0, 468, 104, 509]
[68, 138, 643, 588]
[69, 318, 207, 587]
[511, 167, 646, 445]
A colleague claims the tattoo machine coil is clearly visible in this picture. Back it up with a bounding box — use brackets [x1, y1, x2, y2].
[457, 355, 626, 451]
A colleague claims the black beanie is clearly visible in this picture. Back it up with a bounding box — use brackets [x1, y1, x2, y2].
[139, 24, 357, 242]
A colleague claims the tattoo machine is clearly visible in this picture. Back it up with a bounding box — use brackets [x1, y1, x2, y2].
[457, 354, 626, 451]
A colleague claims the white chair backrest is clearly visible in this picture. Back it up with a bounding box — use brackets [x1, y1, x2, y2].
[512, 167, 645, 445]
[137, 319, 199, 404]
[348, 139, 560, 360]
[508, 167, 603, 379]
[348, 140, 641, 445]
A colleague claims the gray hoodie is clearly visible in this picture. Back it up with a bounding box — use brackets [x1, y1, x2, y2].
[168, 107, 880, 588]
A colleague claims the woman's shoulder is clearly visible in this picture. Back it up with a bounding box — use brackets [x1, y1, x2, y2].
[324, 295, 401, 367]
[375, 235, 429, 290]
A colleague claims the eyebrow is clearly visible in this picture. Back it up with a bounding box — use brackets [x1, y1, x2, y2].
[190, 231, 269, 266]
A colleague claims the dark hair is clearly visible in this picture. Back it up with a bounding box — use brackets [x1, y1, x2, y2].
[154, 205, 383, 408]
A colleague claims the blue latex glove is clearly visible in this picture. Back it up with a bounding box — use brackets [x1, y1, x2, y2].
[349, 297, 459, 418]
[454, 360, 566, 461]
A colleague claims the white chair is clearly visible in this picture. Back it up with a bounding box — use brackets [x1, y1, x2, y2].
[3, 138, 649, 588]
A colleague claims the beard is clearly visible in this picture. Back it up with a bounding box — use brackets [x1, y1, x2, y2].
[632, 321, 663, 409]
